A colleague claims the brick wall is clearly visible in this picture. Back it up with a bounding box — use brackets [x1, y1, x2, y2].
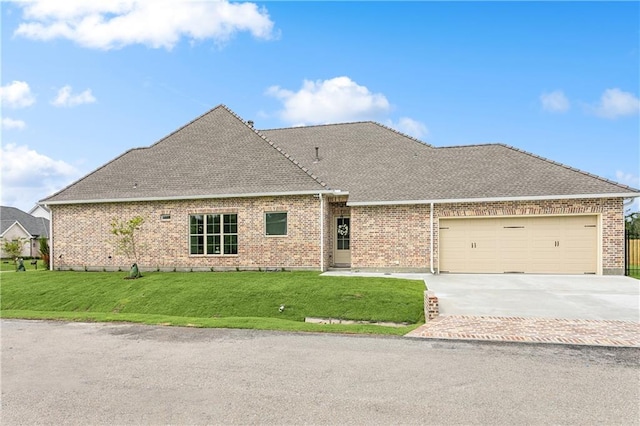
[351, 204, 430, 271]
[50, 196, 626, 274]
[347, 197, 624, 274]
[51, 195, 323, 271]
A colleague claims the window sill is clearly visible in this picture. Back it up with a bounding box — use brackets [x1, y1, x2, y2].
[189, 254, 239, 257]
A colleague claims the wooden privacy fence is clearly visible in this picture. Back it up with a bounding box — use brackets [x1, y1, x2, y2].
[625, 232, 639, 275]
[629, 240, 640, 261]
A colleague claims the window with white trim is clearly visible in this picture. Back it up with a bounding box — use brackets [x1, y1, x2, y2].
[189, 214, 238, 255]
[265, 212, 287, 236]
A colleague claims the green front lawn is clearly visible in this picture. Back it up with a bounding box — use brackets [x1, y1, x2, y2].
[0, 271, 425, 335]
[0, 259, 47, 272]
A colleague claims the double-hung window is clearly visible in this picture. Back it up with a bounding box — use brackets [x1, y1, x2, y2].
[189, 214, 238, 255]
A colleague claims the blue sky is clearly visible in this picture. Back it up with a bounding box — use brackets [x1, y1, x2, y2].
[1, 1, 639, 212]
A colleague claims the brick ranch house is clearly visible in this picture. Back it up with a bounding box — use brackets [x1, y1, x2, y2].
[41, 105, 639, 274]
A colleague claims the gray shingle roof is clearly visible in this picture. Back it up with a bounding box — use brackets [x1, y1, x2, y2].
[261, 123, 638, 204]
[42, 105, 326, 204]
[1, 206, 50, 238]
[42, 104, 638, 205]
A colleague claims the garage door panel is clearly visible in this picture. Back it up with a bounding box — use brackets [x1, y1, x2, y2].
[499, 228, 529, 273]
[439, 216, 597, 274]
[438, 224, 470, 273]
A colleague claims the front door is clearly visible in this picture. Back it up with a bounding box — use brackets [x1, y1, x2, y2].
[334, 216, 351, 266]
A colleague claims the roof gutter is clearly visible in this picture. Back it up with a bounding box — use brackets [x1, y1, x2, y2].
[41, 189, 348, 206]
[347, 192, 640, 207]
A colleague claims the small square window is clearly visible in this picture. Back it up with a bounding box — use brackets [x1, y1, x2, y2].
[160, 214, 171, 221]
[265, 212, 287, 236]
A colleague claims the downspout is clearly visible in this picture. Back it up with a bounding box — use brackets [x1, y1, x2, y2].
[48, 205, 53, 271]
[319, 193, 324, 271]
[430, 202, 435, 274]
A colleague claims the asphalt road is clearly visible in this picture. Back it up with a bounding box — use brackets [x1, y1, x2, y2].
[2, 320, 639, 425]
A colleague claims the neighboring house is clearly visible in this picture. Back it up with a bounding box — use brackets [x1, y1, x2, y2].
[41, 105, 639, 274]
[29, 204, 51, 220]
[0, 206, 50, 258]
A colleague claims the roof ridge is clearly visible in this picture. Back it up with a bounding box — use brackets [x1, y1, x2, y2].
[1, 205, 23, 212]
[221, 107, 329, 188]
[40, 104, 328, 205]
[498, 143, 639, 192]
[369, 121, 433, 148]
[434, 142, 503, 149]
[497, 143, 639, 192]
[259, 121, 373, 131]
[39, 147, 143, 204]
[435, 142, 638, 192]
[149, 104, 228, 148]
[260, 120, 433, 149]
[41, 106, 233, 203]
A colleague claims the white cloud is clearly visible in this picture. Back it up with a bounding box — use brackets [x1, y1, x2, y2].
[593, 88, 640, 119]
[13, 0, 275, 50]
[387, 117, 429, 140]
[0, 81, 36, 109]
[540, 90, 570, 113]
[616, 171, 640, 213]
[0, 143, 80, 211]
[2, 117, 27, 130]
[616, 170, 640, 189]
[51, 85, 96, 107]
[266, 76, 391, 125]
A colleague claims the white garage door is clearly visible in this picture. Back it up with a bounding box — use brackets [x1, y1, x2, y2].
[439, 216, 598, 274]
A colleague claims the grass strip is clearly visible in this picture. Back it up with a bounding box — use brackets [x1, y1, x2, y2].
[1, 310, 419, 335]
[1, 271, 425, 335]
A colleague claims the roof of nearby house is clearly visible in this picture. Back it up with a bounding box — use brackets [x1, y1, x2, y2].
[42, 104, 639, 206]
[0, 206, 50, 238]
[29, 204, 51, 215]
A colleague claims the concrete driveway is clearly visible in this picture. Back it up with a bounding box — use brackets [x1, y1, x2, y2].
[426, 274, 640, 321]
[323, 271, 639, 322]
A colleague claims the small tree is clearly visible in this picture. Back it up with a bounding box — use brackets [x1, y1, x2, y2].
[39, 237, 50, 270]
[2, 237, 28, 268]
[110, 216, 145, 270]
